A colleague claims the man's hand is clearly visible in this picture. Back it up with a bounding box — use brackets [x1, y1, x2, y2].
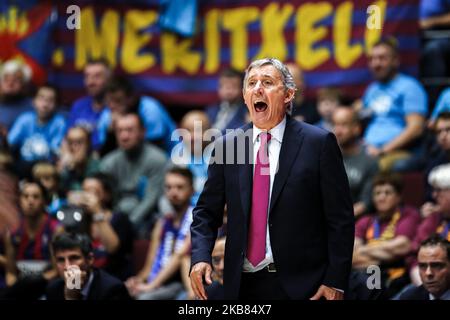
[63, 265, 87, 300]
[310, 285, 344, 300]
[190, 262, 212, 300]
[366, 145, 382, 158]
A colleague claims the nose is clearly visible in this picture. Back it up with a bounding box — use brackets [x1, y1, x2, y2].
[253, 81, 263, 94]
[425, 265, 433, 277]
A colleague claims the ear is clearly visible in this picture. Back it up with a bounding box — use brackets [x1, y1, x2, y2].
[284, 88, 296, 104]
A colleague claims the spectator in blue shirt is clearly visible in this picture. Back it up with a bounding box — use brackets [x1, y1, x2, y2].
[363, 38, 428, 172]
[97, 76, 177, 155]
[67, 59, 111, 150]
[419, 0, 450, 110]
[7, 84, 66, 178]
[430, 87, 450, 127]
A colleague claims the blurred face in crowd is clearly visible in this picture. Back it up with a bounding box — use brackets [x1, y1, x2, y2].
[84, 63, 110, 98]
[164, 173, 193, 211]
[105, 89, 132, 115]
[35, 172, 58, 193]
[332, 108, 360, 148]
[286, 63, 304, 93]
[373, 183, 401, 218]
[0, 71, 25, 96]
[211, 238, 225, 284]
[66, 127, 90, 163]
[368, 44, 399, 83]
[54, 248, 93, 278]
[244, 64, 295, 130]
[418, 245, 450, 298]
[34, 87, 57, 122]
[435, 118, 450, 151]
[180, 111, 210, 154]
[218, 76, 242, 104]
[317, 98, 339, 122]
[82, 177, 108, 208]
[433, 187, 450, 217]
[20, 183, 46, 218]
[115, 114, 144, 151]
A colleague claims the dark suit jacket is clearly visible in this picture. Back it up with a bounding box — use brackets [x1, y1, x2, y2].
[398, 285, 431, 300]
[45, 268, 131, 300]
[191, 116, 355, 299]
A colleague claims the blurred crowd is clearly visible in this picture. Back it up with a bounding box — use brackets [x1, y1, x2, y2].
[0, 0, 450, 300]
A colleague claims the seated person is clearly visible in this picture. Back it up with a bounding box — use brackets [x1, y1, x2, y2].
[97, 76, 177, 155]
[410, 164, 450, 285]
[205, 68, 248, 133]
[332, 106, 379, 218]
[7, 84, 66, 178]
[67, 173, 134, 281]
[353, 173, 421, 298]
[314, 87, 342, 131]
[46, 232, 131, 300]
[99, 112, 168, 235]
[57, 126, 100, 194]
[125, 167, 194, 300]
[398, 235, 450, 300]
[206, 236, 225, 300]
[0, 59, 33, 136]
[362, 38, 427, 172]
[429, 88, 450, 128]
[3, 180, 62, 287]
[67, 59, 111, 150]
[32, 162, 66, 217]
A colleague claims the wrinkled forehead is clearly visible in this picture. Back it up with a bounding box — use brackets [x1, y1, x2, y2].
[246, 64, 282, 79]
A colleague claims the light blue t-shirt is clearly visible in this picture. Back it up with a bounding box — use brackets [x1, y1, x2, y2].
[363, 73, 428, 148]
[97, 96, 177, 153]
[7, 111, 66, 162]
[431, 88, 450, 120]
[68, 96, 105, 150]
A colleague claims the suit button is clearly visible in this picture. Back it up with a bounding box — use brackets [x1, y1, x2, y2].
[269, 223, 273, 228]
[241, 251, 244, 257]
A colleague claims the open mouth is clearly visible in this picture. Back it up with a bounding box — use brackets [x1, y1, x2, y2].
[254, 101, 268, 112]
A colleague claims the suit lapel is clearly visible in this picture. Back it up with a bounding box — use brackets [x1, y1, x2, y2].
[269, 117, 304, 213]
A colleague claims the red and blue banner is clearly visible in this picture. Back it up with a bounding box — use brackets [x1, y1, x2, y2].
[0, 0, 420, 107]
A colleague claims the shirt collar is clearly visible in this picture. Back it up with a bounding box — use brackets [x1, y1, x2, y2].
[430, 289, 450, 300]
[252, 116, 286, 144]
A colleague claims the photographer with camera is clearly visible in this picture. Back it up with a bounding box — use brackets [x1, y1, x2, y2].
[66, 173, 134, 281]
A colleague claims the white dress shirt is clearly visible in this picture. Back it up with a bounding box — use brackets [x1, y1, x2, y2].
[243, 116, 286, 272]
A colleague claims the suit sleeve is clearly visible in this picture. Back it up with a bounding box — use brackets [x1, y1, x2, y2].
[190, 138, 226, 267]
[320, 132, 355, 291]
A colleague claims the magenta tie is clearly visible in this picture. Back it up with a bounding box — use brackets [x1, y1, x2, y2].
[247, 132, 271, 266]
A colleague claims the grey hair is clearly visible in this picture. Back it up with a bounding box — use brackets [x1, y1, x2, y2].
[0, 59, 32, 82]
[243, 58, 297, 114]
[428, 164, 450, 189]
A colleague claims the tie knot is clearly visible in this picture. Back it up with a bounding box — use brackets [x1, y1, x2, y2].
[260, 132, 272, 144]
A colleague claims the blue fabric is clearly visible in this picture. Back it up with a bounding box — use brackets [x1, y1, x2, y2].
[363, 73, 428, 148]
[159, 0, 198, 37]
[68, 96, 105, 149]
[147, 207, 193, 282]
[97, 96, 177, 153]
[0, 97, 33, 129]
[431, 87, 450, 120]
[7, 111, 66, 162]
[420, 0, 450, 19]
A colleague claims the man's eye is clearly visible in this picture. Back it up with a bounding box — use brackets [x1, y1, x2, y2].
[263, 80, 272, 86]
